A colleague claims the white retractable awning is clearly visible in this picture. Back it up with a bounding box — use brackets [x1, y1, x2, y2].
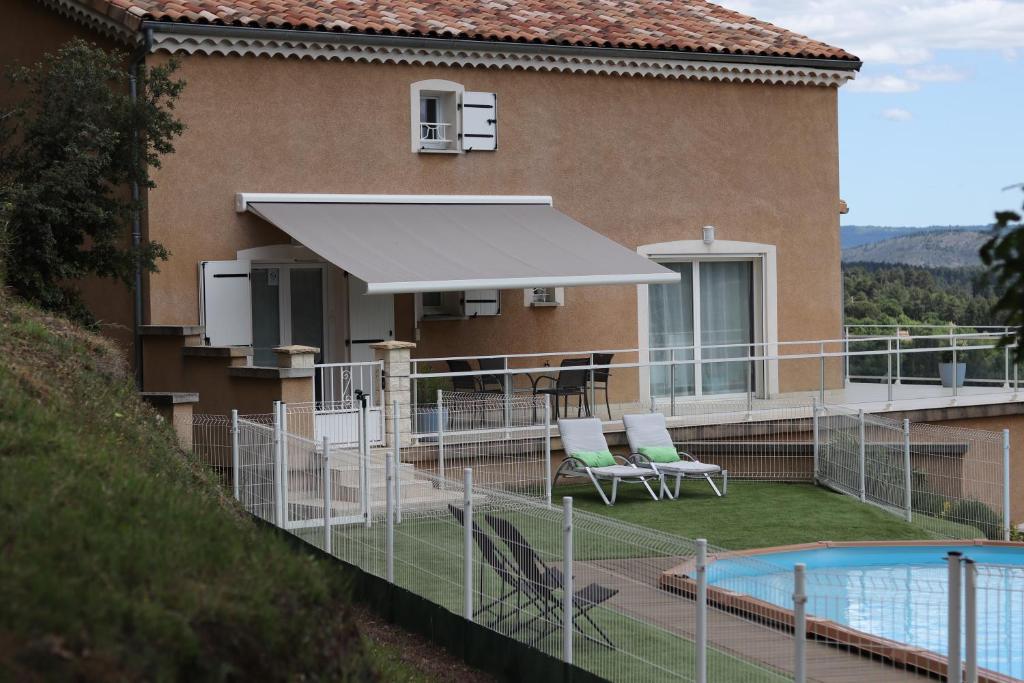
[237, 194, 679, 295]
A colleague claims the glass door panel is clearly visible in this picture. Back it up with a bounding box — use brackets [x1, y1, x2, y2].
[289, 267, 325, 364]
[649, 262, 695, 397]
[251, 267, 281, 366]
[699, 261, 754, 395]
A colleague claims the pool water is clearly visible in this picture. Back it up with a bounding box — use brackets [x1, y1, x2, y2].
[707, 545, 1024, 679]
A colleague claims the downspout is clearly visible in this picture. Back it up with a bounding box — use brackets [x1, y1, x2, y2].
[129, 28, 154, 390]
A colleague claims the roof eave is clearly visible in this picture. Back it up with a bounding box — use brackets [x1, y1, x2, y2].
[140, 20, 862, 71]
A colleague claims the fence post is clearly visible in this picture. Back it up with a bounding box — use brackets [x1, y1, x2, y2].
[819, 341, 826, 403]
[437, 389, 446, 483]
[858, 409, 867, 503]
[1005, 346, 1012, 389]
[895, 333, 902, 385]
[281, 402, 289, 525]
[358, 393, 371, 528]
[544, 395, 553, 507]
[951, 327, 959, 400]
[231, 409, 240, 501]
[1004, 429, 1012, 542]
[669, 349, 677, 418]
[964, 559, 977, 683]
[463, 467, 474, 621]
[903, 419, 913, 523]
[504, 357, 512, 431]
[948, 551, 963, 683]
[811, 398, 820, 484]
[793, 563, 807, 683]
[273, 400, 284, 528]
[386, 450, 395, 583]
[843, 326, 850, 383]
[392, 399, 402, 524]
[562, 496, 574, 665]
[588, 352, 597, 419]
[746, 350, 753, 418]
[695, 539, 708, 683]
[322, 435, 332, 555]
[886, 338, 894, 404]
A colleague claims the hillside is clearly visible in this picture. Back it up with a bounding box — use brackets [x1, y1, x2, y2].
[842, 229, 989, 267]
[840, 224, 986, 250]
[0, 294, 482, 682]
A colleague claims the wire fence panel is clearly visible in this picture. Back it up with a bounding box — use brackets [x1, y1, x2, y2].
[237, 417, 276, 523]
[177, 413, 233, 487]
[401, 393, 551, 500]
[817, 405, 1009, 540]
[974, 563, 1024, 680]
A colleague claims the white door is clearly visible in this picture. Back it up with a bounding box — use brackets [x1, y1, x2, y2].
[347, 275, 394, 363]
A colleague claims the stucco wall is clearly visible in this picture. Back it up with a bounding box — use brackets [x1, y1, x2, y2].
[143, 51, 843, 394]
[0, 0, 136, 354]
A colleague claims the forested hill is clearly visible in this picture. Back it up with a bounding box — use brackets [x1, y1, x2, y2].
[841, 224, 986, 250]
[842, 229, 988, 267]
[843, 263, 999, 326]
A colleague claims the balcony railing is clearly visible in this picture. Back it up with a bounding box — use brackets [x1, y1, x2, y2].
[407, 328, 1022, 419]
[419, 121, 452, 147]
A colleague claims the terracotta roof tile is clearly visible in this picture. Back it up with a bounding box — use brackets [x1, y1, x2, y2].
[111, 0, 857, 61]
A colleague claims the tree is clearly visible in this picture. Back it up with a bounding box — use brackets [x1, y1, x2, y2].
[980, 184, 1024, 362]
[0, 39, 183, 321]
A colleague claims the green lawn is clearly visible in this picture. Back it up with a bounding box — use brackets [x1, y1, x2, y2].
[557, 480, 982, 549]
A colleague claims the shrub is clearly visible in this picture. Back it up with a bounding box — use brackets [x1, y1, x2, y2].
[946, 499, 1003, 540]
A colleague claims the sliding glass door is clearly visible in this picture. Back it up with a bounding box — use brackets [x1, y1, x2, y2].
[649, 259, 758, 398]
[251, 264, 325, 367]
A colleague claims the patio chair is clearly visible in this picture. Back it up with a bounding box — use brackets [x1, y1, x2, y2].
[554, 418, 662, 505]
[484, 513, 617, 648]
[533, 358, 591, 419]
[622, 412, 727, 499]
[448, 504, 540, 626]
[477, 357, 507, 395]
[446, 359, 480, 393]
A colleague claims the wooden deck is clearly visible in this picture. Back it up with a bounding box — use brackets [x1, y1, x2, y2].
[573, 557, 932, 682]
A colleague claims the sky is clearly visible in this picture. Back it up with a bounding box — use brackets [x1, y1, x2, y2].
[730, 1, 1024, 227]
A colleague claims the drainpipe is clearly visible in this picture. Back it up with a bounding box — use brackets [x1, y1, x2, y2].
[129, 29, 154, 389]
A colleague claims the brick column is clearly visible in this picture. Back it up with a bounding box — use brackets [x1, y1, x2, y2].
[370, 341, 416, 447]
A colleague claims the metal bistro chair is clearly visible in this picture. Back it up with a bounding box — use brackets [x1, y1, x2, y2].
[477, 357, 507, 395]
[534, 358, 591, 419]
[446, 359, 482, 428]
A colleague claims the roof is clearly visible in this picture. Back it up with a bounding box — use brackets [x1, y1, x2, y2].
[101, 0, 857, 62]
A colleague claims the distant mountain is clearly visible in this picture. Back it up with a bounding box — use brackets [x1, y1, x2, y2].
[842, 229, 989, 268]
[841, 224, 987, 250]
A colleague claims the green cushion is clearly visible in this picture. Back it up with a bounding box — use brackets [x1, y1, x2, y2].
[639, 446, 681, 464]
[573, 449, 617, 468]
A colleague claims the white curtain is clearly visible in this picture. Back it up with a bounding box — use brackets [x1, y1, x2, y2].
[700, 261, 753, 394]
[648, 263, 695, 397]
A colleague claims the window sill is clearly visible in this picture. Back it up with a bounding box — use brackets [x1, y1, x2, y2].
[419, 314, 468, 321]
[417, 147, 462, 155]
[528, 302, 562, 308]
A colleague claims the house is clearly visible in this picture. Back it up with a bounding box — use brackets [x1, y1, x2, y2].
[4, 0, 1023, 537]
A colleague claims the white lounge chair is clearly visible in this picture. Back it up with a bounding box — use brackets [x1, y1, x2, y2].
[622, 412, 727, 498]
[554, 418, 663, 505]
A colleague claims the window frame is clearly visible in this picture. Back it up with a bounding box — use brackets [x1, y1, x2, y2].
[410, 79, 464, 154]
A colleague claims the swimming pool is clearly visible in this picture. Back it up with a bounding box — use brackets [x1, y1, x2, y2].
[706, 544, 1024, 679]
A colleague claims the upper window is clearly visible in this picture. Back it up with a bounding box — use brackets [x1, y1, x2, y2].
[409, 80, 498, 154]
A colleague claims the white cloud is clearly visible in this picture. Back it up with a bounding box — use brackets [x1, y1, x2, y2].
[847, 75, 920, 93]
[882, 108, 914, 122]
[905, 64, 970, 82]
[729, 1, 1024, 61]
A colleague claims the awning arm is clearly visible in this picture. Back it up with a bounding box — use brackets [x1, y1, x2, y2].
[235, 193, 553, 212]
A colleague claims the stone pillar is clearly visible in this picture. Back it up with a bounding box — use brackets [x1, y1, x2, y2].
[139, 392, 200, 451]
[370, 341, 416, 447]
[273, 345, 319, 369]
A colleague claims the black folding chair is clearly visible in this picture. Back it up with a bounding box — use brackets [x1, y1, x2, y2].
[485, 513, 617, 648]
[477, 357, 507, 395]
[533, 358, 591, 419]
[447, 505, 540, 626]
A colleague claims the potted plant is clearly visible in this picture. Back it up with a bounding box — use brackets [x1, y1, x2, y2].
[938, 350, 966, 388]
[414, 366, 452, 438]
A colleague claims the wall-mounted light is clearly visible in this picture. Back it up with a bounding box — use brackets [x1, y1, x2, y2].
[703, 225, 716, 245]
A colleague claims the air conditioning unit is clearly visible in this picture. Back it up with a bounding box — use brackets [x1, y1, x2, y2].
[525, 287, 564, 307]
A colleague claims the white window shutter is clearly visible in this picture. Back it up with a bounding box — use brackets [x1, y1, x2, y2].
[461, 91, 497, 151]
[463, 289, 500, 317]
[199, 260, 252, 346]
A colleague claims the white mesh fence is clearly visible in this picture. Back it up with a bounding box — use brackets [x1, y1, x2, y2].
[816, 404, 1010, 540]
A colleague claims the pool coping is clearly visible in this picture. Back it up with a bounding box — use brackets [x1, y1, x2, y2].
[661, 540, 1024, 683]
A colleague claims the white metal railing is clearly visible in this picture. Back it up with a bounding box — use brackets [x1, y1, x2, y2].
[419, 121, 452, 145]
[314, 361, 383, 408]
[409, 328, 1022, 418]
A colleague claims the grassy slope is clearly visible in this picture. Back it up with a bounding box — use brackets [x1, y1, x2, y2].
[561, 481, 971, 549]
[0, 296, 383, 681]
